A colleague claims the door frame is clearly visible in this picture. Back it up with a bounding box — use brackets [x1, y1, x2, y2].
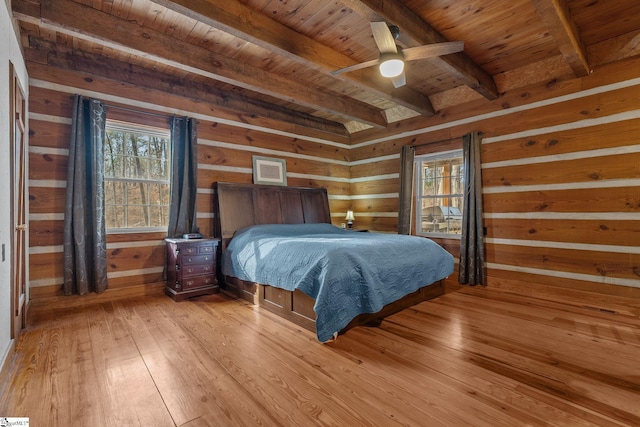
[9, 61, 28, 340]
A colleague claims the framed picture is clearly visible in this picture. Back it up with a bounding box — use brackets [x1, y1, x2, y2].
[252, 155, 287, 186]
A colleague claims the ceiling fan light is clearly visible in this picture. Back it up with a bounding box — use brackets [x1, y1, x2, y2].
[379, 52, 404, 78]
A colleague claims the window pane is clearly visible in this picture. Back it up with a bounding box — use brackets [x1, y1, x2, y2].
[105, 121, 171, 230]
[415, 150, 464, 236]
[106, 131, 124, 155]
[105, 181, 126, 205]
[421, 163, 437, 196]
[149, 206, 168, 227]
[127, 182, 144, 205]
[125, 206, 146, 228]
[106, 205, 125, 229]
[149, 159, 168, 180]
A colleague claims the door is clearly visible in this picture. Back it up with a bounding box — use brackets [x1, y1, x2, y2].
[10, 62, 27, 339]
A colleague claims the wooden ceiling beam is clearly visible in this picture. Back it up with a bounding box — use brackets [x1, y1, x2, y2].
[148, 0, 435, 116]
[13, 0, 388, 129]
[531, 0, 591, 77]
[341, 0, 499, 101]
[23, 36, 351, 138]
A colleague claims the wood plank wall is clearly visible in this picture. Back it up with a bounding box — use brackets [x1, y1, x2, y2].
[26, 63, 351, 300]
[350, 57, 640, 298]
[26, 54, 640, 301]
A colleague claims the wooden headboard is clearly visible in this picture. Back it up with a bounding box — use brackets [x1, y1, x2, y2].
[213, 182, 331, 249]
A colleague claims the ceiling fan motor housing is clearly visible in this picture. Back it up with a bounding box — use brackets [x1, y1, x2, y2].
[388, 25, 400, 40]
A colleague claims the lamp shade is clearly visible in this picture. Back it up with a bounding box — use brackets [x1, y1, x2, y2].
[345, 210, 355, 221]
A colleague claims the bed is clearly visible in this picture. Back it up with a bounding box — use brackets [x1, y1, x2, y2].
[213, 182, 454, 342]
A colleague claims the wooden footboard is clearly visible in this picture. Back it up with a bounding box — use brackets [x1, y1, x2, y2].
[222, 276, 444, 337]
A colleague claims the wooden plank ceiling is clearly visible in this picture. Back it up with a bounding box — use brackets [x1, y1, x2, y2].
[11, 0, 640, 138]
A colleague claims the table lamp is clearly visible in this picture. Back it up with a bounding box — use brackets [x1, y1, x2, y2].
[345, 210, 355, 228]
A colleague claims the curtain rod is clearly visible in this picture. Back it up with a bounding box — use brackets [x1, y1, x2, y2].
[410, 135, 465, 149]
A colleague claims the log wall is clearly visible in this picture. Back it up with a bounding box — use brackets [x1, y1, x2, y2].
[350, 57, 640, 298]
[27, 63, 351, 299]
[27, 55, 640, 300]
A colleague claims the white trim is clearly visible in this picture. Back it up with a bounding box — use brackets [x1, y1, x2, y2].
[328, 195, 351, 200]
[484, 212, 639, 220]
[197, 212, 215, 219]
[199, 139, 349, 166]
[30, 268, 165, 286]
[483, 179, 640, 194]
[29, 277, 63, 288]
[329, 194, 398, 201]
[107, 266, 164, 279]
[482, 110, 640, 145]
[350, 173, 399, 182]
[286, 172, 349, 183]
[106, 119, 170, 138]
[29, 146, 69, 156]
[330, 212, 398, 218]
[106, 240, 164, 249]
[197, 188, 214, 194]
[486, 238, 640, 254]
[482, 144, 640, 169]
[356, 212, 398, 217]
[350, 153, 399, 166]
[0, 341, 14, 380]
[30, 213, 65, 221]
[418, 231, 462, 240]
[29, 112, 72, 124]
[106, 227, 167, 234]
[415, 148, 463, 160]
[349, 193, 398, 199]
[487, 263, 640, 288]
[197, 164, 252, 174]
[29, 179, 67, 188]
[29, 245, 63, 254]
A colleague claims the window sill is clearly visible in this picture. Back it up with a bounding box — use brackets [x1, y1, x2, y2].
[107, 227, 167, 235]
[417, 232, 462, 240]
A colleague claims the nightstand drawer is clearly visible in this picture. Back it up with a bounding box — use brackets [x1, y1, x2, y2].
[181, 243, 215, 255]
[182, 275, 215, 290]
[182, 264, 213, 277]
[181, 254, 214, 265]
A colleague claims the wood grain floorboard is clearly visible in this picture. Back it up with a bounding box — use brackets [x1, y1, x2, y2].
[1, 286, 639, 426]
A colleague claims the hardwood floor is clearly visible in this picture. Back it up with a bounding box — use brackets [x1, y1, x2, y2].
[1, 286, 639, 426]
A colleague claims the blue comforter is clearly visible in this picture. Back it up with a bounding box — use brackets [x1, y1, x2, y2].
[222, 223, 454, 342]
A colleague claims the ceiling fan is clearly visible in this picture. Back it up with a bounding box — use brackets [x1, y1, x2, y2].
[331, 22, 464, 88]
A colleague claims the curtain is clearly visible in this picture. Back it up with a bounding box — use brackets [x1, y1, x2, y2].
[167, 116, 199, 238]
[398, 145, 415, 235]
[63, 95, 108, 295]
[458, 131, 486, 285]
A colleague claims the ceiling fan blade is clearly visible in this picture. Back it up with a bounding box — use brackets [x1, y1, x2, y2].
[391, 71, 406, 88]
[371, 22, 397, 54]
[331, 58, 381, 76]
[403, 41, 464, 62]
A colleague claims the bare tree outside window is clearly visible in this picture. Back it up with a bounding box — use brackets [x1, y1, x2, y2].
[104, 120, 170, 231]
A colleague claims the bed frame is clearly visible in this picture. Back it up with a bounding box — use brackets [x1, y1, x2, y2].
[213, 181, 444, 336]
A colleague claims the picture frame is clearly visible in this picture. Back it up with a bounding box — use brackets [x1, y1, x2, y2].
[252, 155, 287, 186]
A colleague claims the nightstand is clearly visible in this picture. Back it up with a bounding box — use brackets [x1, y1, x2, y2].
[165, 238, 220, 301]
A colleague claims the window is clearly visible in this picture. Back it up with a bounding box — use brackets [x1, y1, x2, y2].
[104, 120, 171, 231]
[415, 149, 464, 237]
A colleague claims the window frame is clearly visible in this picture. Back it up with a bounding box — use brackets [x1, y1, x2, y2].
[104, 119, 171, 234]
[414, 148, 464, 239]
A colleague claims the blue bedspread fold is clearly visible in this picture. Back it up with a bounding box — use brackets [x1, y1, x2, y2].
[222, 223, 454, 342]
